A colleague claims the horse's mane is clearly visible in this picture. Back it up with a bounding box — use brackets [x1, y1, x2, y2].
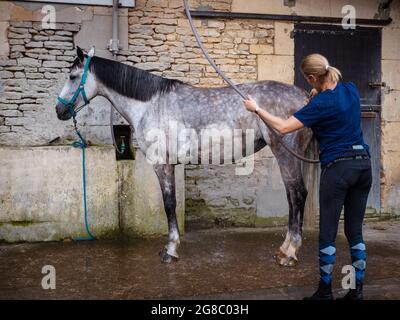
[78, 56, 182, 102]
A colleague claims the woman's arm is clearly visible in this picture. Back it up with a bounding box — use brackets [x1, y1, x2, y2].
[256, 110, 304, 135]
[243, 96, 304, 135]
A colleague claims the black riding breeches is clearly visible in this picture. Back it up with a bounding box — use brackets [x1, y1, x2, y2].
[319, 157, 372, 243]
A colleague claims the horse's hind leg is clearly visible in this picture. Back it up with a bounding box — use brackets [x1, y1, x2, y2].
[271, 145, 308, 267]
[153, 164, 180, 263]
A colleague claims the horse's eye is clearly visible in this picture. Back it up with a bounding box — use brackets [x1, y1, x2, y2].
[69, 75, 77, 80]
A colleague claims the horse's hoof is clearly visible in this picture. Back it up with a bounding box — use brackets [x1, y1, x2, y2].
[273, 250, 298, 267]
[159, 248, 179, 263]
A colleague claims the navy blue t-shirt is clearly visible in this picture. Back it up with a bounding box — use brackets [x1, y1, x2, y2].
[293, 82, 369, 165]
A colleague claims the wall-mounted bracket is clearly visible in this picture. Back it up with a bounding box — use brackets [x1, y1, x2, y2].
[375, 0, 392, 19]
[284, 0, 296, 8]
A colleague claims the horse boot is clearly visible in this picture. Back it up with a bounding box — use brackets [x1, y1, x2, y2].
[337, 282, 363, 300]
[303, 281, 334, 300]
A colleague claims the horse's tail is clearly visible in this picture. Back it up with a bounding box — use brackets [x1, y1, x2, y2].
[302, 132, 319, 223]
[307, 133, 318, 163]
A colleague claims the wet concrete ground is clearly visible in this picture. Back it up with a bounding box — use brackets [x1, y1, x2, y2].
[0, 220, 399, 300]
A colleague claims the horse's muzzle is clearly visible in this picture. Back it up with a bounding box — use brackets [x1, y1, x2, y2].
[55, 103, 73, 121]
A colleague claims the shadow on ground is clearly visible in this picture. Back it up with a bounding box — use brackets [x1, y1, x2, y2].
[0, 220, 399, 299]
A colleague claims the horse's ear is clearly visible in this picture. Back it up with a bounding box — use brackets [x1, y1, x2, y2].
[88, 46, 95, 57]
[77, 46, 84, 62]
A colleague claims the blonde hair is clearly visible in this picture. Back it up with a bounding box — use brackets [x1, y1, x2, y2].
[301, 53, 342, 83]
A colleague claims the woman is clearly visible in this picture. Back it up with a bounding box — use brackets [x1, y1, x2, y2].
[243, 53, 372, 300]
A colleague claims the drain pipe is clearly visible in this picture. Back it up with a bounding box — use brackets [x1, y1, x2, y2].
[377, 0, 393, 19]
[382, 0, 393, 9]
[110, 0, 120, 57]
[109, 0, 124, 232]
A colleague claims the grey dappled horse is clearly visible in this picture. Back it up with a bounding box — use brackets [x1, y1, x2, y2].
[56, 47, 315, 266]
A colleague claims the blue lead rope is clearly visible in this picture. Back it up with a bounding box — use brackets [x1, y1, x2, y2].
[72, 125, 95, 241]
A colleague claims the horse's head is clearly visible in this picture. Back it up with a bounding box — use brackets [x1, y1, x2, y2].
[55, 46, 97, 120]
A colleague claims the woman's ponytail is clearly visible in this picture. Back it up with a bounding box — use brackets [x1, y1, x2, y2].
[326, 65, 342, 83]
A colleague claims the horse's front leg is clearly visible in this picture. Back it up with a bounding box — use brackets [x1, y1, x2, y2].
[273, 154, 308, 267]
[153, 164, 180, 263]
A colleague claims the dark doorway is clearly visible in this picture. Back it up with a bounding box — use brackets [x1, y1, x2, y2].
[294, 24, 382, 212]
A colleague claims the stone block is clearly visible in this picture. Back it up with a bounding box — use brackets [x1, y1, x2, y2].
[5, 116, 30, 126]
[382, 121, 400, 152]
[155, 25, 175, 34]
[0, 70, 13, 79]
[17, 57, 41, 67]
[274, 22, 294, 55]
[0, 22, 9, 56]
[383, 59, 400, 91]
[25, 41, 44, 48]
[382, 90, 400, 121]
[249, 44, 273, 55]
[232, 0, 292, 15]
[0, 146, 119, 242]
[294, 0, 333, 17]
[0, 125, 10, 133]
[9, 4, 34, 21]
[383, 27, 400, 60]
[42, 60, 70, 68]
[258, 55, 294, 84]
[134, 61, 170, 71]
[0, 2, 12, 21]
[0, 109, 22, 117]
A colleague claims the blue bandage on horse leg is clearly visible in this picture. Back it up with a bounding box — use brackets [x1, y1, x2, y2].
[319, 241, 336, 284]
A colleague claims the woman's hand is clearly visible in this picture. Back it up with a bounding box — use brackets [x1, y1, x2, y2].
[242, 95, 259, 113]
[243, 94, 304, 134]
[306, 88, 319, 104]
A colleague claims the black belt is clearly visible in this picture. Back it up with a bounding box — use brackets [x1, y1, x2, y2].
[324, 154, 370, 170]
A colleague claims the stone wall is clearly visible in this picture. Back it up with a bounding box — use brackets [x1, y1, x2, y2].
[185, 153, 292, 228]
[123, 0, 270, 86]
[0, 20, 79, 144]
[0, 2, 124, 146]
[0, 0, 399, 231]
[0, 146, 185, 242]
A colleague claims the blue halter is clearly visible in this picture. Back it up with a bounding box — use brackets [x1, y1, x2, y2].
[56, 55, 95, 240]
[57, 55, 92, 118]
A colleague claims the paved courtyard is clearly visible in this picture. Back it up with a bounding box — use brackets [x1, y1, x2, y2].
[1, 220, 399, 300]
